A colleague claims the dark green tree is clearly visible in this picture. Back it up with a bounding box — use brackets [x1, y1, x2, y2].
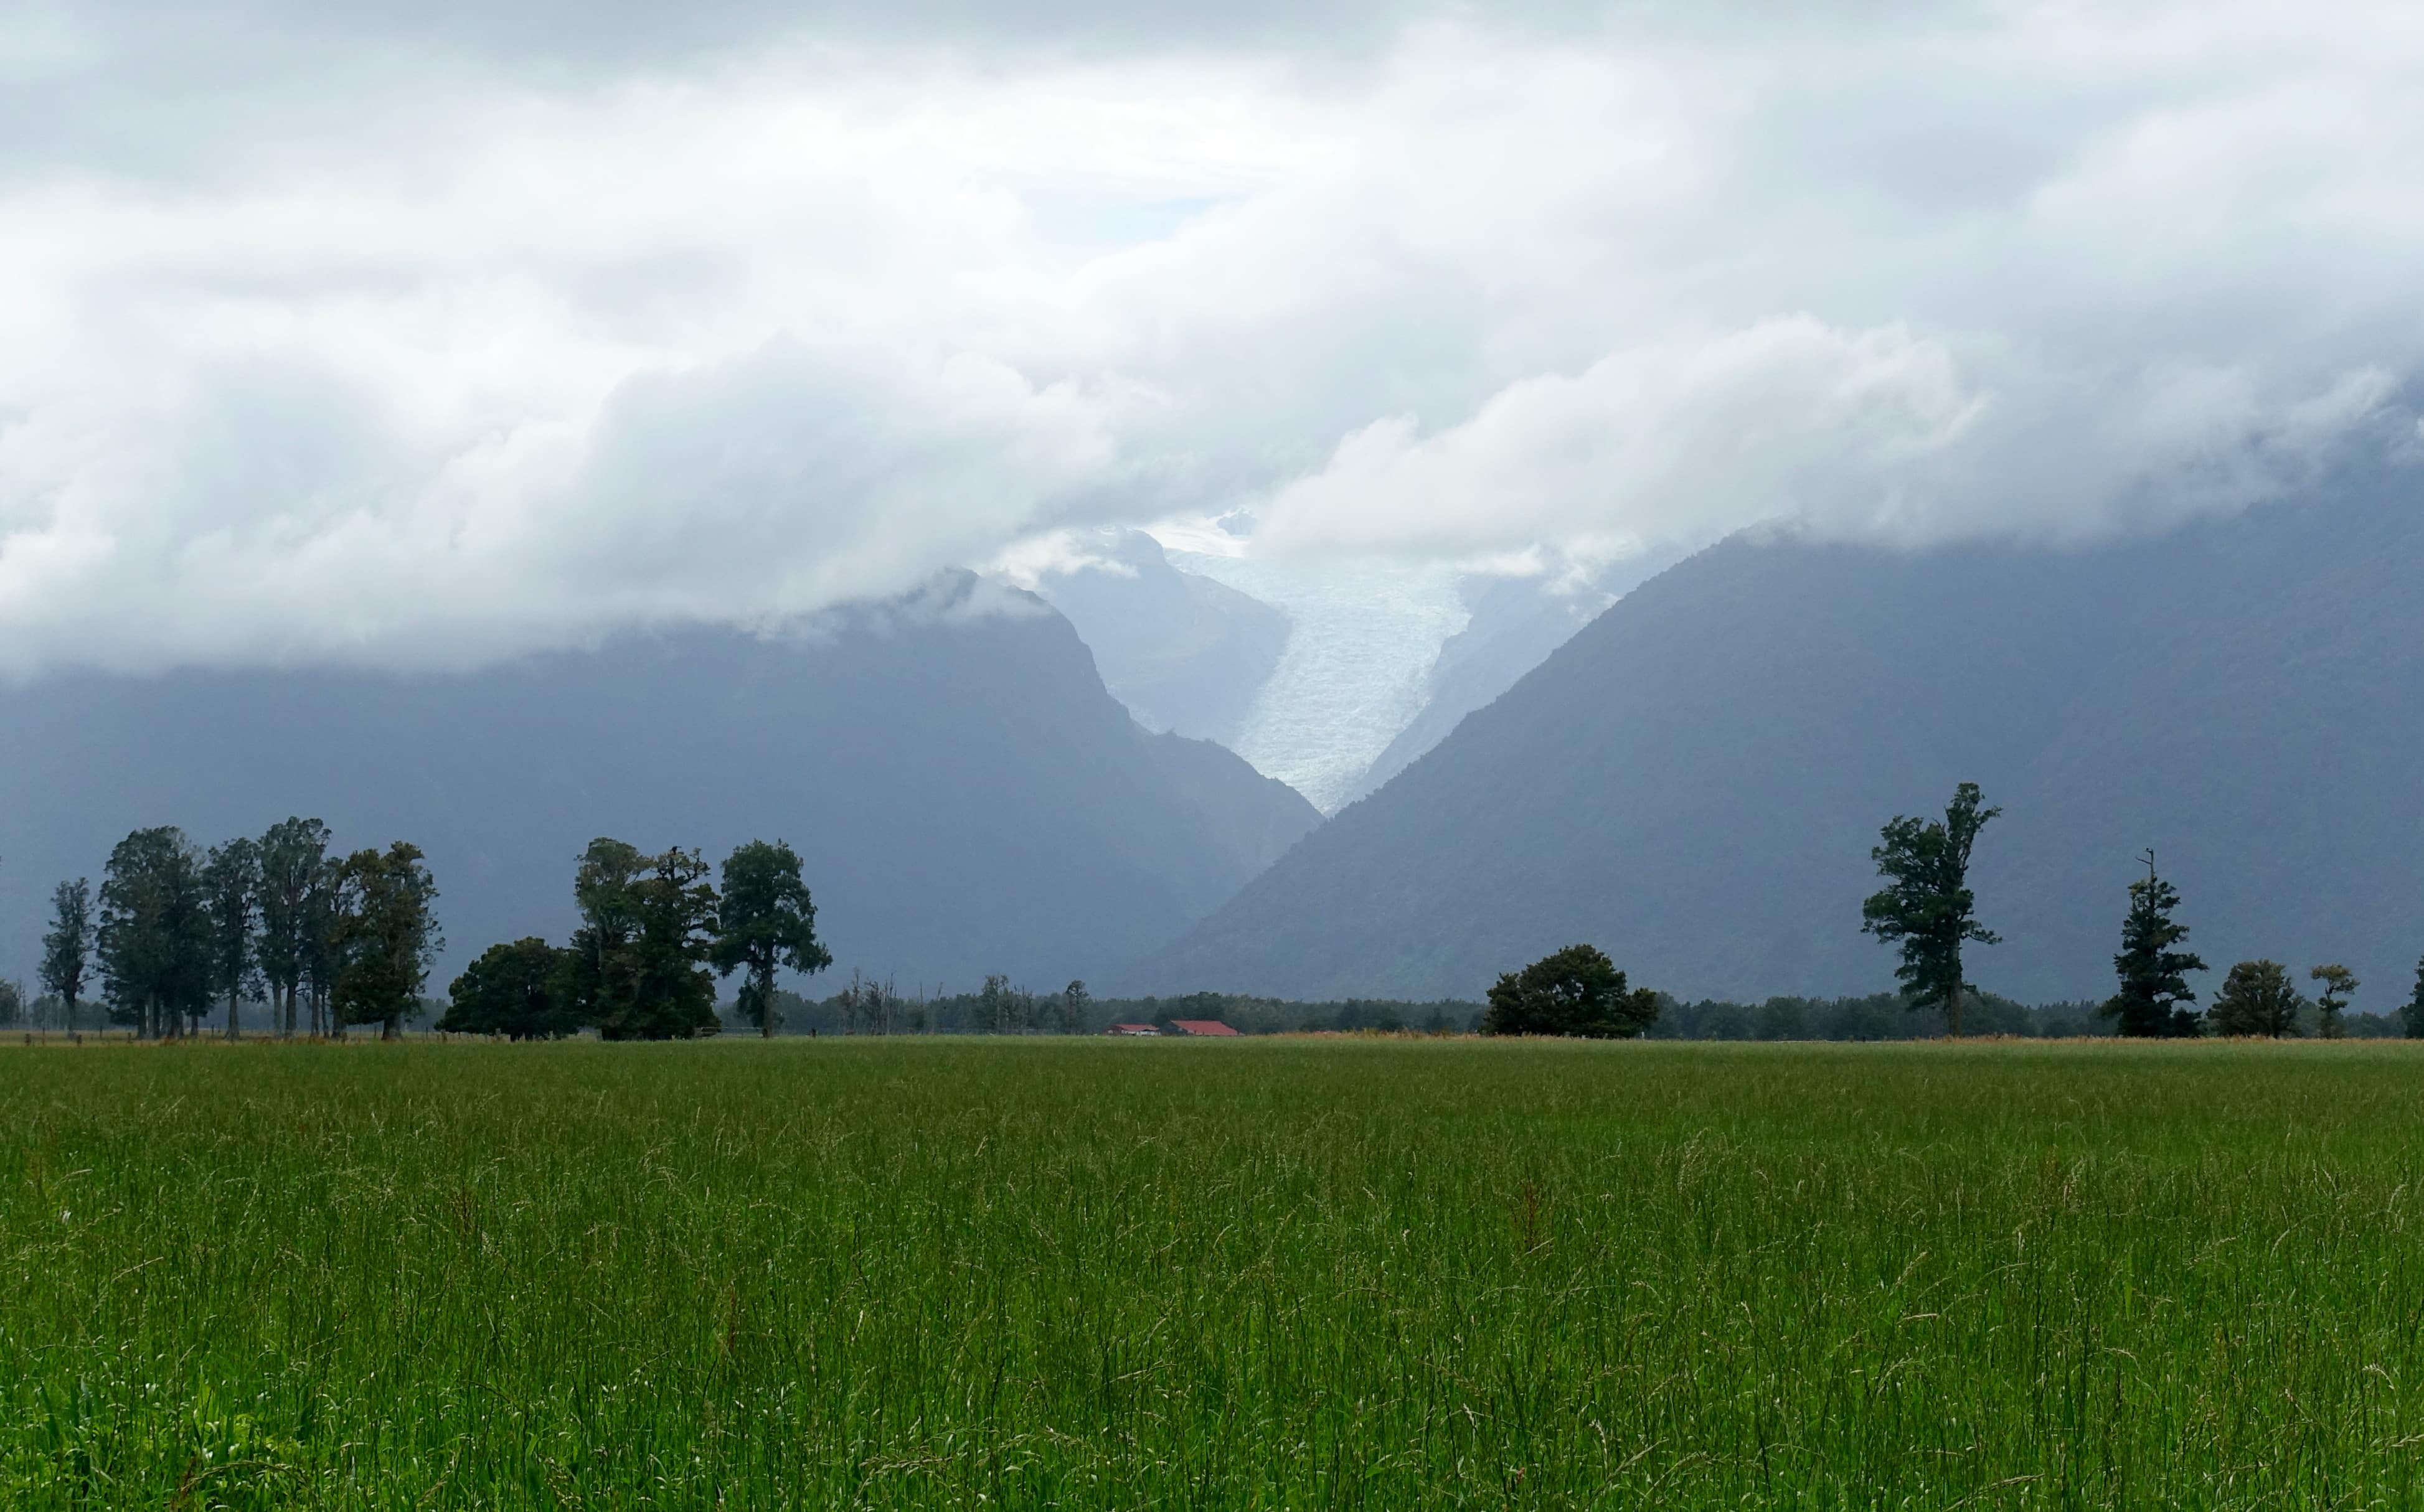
[1860, 781, 2002, 1036]
[2407, 956, 2424, 1040]
[711, 839, 831, 1038]
[329, 842, 441, 1041]
[1057, 979, 1091, 1034]
[972, 974, 1012, 1035]
[564, 838, 645, 1033]
[97, 827, 212, 1039]
[440, 938, 575, 1039]
[2207, 959, 2305, 1037]
[257, 817, 332, 1038]
[203, 837, 262, 1040]
[39, 878, 93, 1037]
[565, 841, 721, 1040]
[2309, 964, 2357, 1039]
[2100, 853, 2205, 1037]
[1481, 944, 1661, 1038]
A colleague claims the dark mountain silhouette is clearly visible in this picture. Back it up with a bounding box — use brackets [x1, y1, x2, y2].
[0, 575, 1318, 997]
[1127, 484, 2424, 1008]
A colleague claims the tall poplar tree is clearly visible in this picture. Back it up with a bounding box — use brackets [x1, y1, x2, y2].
[257, 817, 332, 1038]
[2406, 956, 2424, 1040]
[39, 878, 93, 1037]
[329, 842, 441, 1041]
[2101, 852, 2205, 1037]
[203, 837, 262, 1039]
[564, 838, 646, 1033]
[1860, 781, 2001, 1036]
[97, 827, 212, 1039]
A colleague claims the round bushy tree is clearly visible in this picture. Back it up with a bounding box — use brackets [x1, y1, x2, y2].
[1481, 944, 1661, 1038]
[2206, 959, 2305, 1038]
[440, 937, 575, 1040]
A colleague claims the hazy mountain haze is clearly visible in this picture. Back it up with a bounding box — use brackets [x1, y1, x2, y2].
[0, 578, 1318, 993]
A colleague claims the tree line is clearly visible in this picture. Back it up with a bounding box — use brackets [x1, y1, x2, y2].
[1859, 781, 2424, 1039]
[18, 820, 439, 1040]
[12, 827, 836, 1043]
[752, 983, 1480, 1037]
[21, 781, 2423, 1045]
[1478, 779, 2424, 1041]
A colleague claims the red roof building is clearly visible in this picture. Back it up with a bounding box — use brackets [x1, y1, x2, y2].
[1169, 1020, 1241, 1036]
[1106, 1023, 1159, 1036]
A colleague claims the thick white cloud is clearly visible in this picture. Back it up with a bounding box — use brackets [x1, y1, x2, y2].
[3, 0, 2422, 674]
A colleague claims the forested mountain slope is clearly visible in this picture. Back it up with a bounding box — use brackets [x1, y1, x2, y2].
[0, 576, 1319, 995]
[1128, 487, 2424, 1006]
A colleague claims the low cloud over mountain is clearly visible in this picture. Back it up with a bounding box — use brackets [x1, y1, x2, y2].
[8, 2, 2424, 677]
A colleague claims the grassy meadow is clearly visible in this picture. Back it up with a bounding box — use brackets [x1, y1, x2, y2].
[5, 1037, 2424, 1508]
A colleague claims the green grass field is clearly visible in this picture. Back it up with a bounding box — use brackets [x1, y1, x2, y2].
[6, 1038, 2424, 1508]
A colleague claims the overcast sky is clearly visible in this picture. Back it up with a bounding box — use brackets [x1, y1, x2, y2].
[3, 0, 2420, 675]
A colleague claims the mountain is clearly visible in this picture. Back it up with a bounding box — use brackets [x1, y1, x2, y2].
[1343, 571, 1615, 804]
[1126, 484, 2424, 1008]
[0, 575, 1319, 998]
[1034, 530, 1290, 748]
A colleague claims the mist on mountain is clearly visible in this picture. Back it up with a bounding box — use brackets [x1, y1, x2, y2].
[0, 576, 1319, 997]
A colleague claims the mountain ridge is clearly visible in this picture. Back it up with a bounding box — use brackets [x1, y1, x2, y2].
[1123, 486, 2424, 1008]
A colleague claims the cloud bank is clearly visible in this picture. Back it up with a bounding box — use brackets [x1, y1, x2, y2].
[3, 0, 2421, 674]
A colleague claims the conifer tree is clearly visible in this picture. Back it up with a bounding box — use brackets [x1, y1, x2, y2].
[2407, 957, 2424, 1040]
[2309, 964, 2358, 1040]
[2101, 852, 2205, 1037]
